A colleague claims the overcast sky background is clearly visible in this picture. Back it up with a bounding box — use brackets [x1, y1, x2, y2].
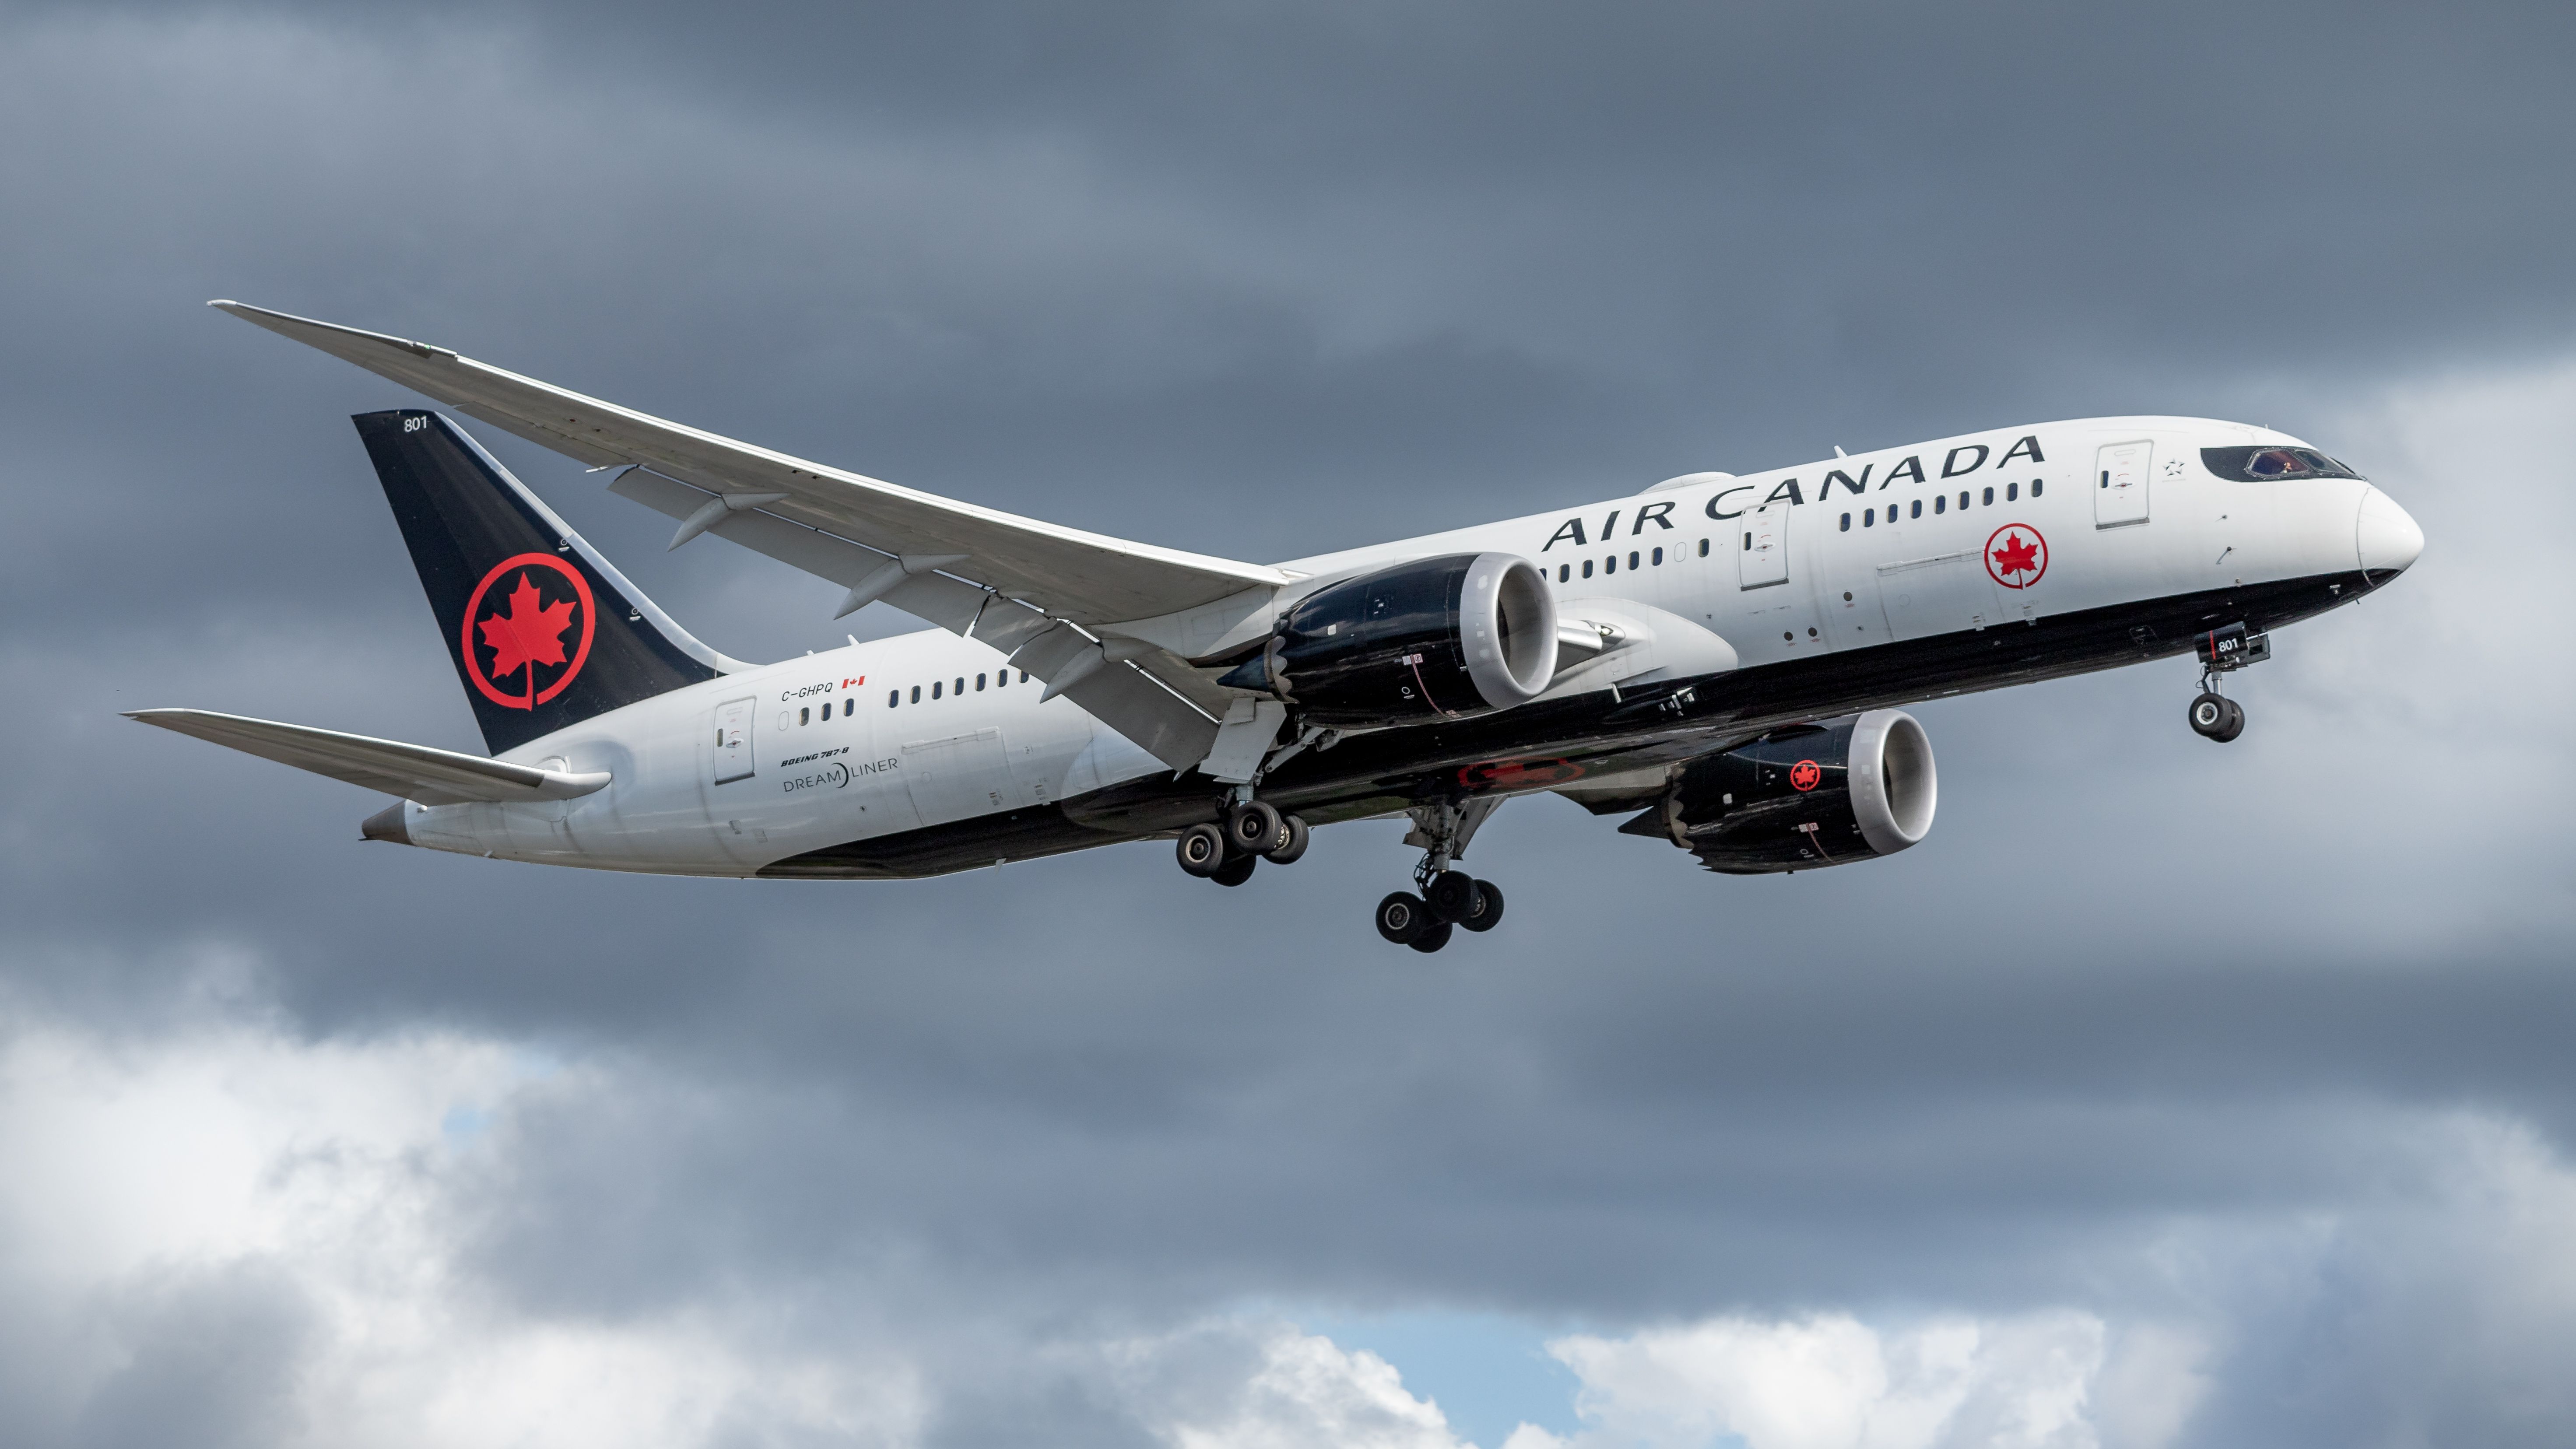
[4, 4, 2574, 1447]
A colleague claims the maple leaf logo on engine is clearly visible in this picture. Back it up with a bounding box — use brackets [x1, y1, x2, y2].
[1984, 524, 2048, 589]
[460, 554, 598, 710]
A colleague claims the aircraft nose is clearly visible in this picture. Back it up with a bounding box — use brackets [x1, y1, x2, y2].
[2355, 486, 2425, 578]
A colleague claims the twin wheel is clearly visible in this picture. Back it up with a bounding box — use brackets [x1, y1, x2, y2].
[1175, 800, 1309, 887]
[2188, 691, 2246, 743]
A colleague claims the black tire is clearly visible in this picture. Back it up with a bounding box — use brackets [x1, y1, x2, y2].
[1425, 870, 1480, 923]
[1227, 800, 1284, 855]
[1262, 814, 1310, 864]
[1375, 891, 1431, 944]
[1176, 823, 1227, 877]
[2188, 691, 2228, 738]
[2214, 697, 2246, 743]
[1408, 921, 1454, 954]
[1455, 878, 1505, 932]
[1211, 853, 1257, 887]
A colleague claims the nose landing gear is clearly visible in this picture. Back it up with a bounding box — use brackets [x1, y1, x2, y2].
[2185, 622, 2268, 743]
[2188, 689, 2245, 742]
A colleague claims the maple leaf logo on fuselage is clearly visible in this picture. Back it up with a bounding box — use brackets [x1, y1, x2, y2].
[477, 572, 579, 700]
[1991, 533, 2041, 578]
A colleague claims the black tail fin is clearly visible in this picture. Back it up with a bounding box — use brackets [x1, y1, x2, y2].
[354, 409, 730, 755]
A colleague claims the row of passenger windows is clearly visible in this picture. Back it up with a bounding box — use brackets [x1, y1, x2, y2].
[1556, 539, 1713, 582]
[1838, 478, 2041, 531]
[890, 670, 1029, 708]
[788, 670, 1036, 725]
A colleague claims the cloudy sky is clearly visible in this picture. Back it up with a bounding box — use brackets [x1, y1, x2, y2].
[4, 3, 2574, 1446]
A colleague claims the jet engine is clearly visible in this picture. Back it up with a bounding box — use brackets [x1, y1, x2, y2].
[1222, 553, 1558, 728]
[1626, 709, 1936, 873]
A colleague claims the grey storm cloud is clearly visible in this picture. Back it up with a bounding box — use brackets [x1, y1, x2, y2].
[2, 4, 2574, 1448]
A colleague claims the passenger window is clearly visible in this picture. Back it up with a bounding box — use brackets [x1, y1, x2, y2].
[1982, 486, 1994, 506]
[2032, 479, 2043, 497]
[798, 707, 809, 725]
[1582, 559, 1593, 578]
[1958, 491, 1969, 509]
[1604, 555, 1616, 575]
[1627, 551, 1639, 569]
[910, 685, 921, 703]
[976, 673, 986, 691]
[1934, 495, 1946, 514]
[1911, 499, 1923, 519]
[1864, 509, 1875, 527]
[955, 677, 964, 695]
[997, 670, 1009, 687]
[1652, 546, 1664, 565]
[1558, 564, 1570, 582]
[1698, 538, 1710, 557]
[1020, 670, 1031, 683]
[1839, 512, 1850, 532]
[888, 690, 898, 708]
[932, 681, 942, 699]
[2007, 481, 2018, 501]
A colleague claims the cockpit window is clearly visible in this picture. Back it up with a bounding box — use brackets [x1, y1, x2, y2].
[2202, 445, 2365, 481]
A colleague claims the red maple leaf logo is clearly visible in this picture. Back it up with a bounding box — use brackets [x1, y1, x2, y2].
[477, 572, 577, 689]
[1991, 532, 2041, 578]
[1790, 759, 1821, 792]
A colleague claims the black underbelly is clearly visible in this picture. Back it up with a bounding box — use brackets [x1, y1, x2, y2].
[761, 569, 2379, 880]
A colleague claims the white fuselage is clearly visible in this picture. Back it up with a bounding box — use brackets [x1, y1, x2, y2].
[392, 416, 2404, 874]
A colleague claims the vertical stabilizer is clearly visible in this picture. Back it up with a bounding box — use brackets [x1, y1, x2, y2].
[354, 409, 732, 754]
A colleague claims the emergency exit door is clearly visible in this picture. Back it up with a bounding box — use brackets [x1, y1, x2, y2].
[711, 697, 756, 784]
[1738, 501, 1789, 588]
[2095, 440, 2151, 528]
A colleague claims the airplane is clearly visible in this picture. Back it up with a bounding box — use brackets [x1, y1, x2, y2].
[132, 302, 2426, 951]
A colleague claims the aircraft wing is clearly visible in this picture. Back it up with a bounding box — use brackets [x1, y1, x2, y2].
[127, 709, 611, 806]
[209, 302, 1290, 626]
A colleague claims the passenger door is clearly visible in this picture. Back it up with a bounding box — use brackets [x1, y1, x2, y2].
[711, 697, 756, 785]
[902, 727, 1013, 826]
[2095, 440, 2151, 529]
[1738, 501, 1789, 589]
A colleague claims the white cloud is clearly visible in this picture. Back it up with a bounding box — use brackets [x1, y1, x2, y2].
[0, 1013, 927, 1449]
[1506, 1311, 2124, 1449]
[1108, 1325, 1467, 1449]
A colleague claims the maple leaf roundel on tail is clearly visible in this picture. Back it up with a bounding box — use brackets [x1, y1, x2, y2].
[1985, 523, 2049, 590]
[460, 554, 597, 709]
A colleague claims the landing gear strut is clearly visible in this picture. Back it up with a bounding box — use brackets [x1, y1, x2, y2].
[2186, 623, 2267, 744]
[1373, 798, 1507, 952]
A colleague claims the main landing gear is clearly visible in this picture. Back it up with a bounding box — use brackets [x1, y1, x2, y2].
[1372, 798, 1506, 954]
[2186, 622, 2269, 744]
[1175, 797, 1310, 887]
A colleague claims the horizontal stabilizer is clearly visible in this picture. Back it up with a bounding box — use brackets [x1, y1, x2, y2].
[126, 709, 610, 805]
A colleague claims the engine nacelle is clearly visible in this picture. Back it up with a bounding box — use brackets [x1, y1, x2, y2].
[1635, 709, 1936, 873]
[1225, 553, 1559, 728]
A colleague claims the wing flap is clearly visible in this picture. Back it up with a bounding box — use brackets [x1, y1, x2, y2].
[127, 709, 610, 806]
